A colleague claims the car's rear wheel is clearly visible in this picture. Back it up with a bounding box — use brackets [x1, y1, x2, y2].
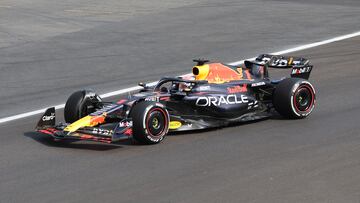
[64, 90, 102, 123]
[130, 101, 169, 144]
[273, 78, 316, 119]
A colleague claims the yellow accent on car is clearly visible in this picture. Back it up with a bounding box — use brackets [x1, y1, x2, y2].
[64, 116, 93, 132]
[64, 115, 105, 133]
[193, 64, 210, 80]
[169, 121, 182, 129]
[288, 57, 293, 65]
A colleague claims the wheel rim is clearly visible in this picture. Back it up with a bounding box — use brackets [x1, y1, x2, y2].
[146, 108, 167, 137]
[293, 85, 314, 113]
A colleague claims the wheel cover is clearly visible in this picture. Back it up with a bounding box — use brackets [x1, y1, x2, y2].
[293, 85, 314, 113]
[145, 108, 168, 137]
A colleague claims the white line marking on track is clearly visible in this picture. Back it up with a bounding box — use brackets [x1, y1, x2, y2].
[1, 30, 360, 124]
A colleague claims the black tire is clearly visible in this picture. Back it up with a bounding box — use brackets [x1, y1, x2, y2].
[130, 101, 170, 144]
[273, 78, 316, 119]
[64, 90, 102, 123]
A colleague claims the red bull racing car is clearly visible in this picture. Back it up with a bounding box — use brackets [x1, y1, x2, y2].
[36, 54, 316, 144]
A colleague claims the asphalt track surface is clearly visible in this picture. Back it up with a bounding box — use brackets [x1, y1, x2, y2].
[2, 0, 360, 118]
[1, 0, 360, 202]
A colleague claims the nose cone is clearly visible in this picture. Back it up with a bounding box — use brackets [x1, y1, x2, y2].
[192, 64, 209, 80]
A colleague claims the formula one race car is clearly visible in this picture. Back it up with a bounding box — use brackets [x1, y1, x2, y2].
[36, 54, 316, 144]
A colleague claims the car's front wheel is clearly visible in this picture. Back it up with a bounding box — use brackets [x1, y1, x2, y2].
[64, 90, 102, 123]
[130, 101, 170, 144]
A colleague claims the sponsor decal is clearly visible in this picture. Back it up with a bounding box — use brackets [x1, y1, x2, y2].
[272, 58, 289, 67]
[247, 101, 259, 110]
[257, 55, 304, 67]
[42, 113, 55, 121]
[169, 121, 182, 129]
[196, 94, 248, 106]
[251, 81, 266, 87]
[119, 121, 133, 127]
[196, 63, 244, 83]
[259, 56, 271, 64]
[291, 66, 312, 75]
[145, 96, 159, 102]
[227, 84, 247, 93]
[92, 128, 113, 136]
[198, 86, 211, 91]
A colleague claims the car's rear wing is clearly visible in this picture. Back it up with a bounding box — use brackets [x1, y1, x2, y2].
[245, 54, 313, 79]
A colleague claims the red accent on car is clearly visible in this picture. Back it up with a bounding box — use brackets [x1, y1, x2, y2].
[123, 128, 133, 136]
[227, 84, 248, 93]
[205, 63, 244, 83]
[117, 99, 127, 104]
[79, 134, 112, 143]
[38, 130, 53, 135]
[160, 97, 170, 101]
[89, 116, 106, 126]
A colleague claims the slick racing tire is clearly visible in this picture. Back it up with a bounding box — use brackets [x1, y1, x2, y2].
[64, 90, 102, 123]
[273, 78, 316, 119]
[130, 101, 170, 144]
